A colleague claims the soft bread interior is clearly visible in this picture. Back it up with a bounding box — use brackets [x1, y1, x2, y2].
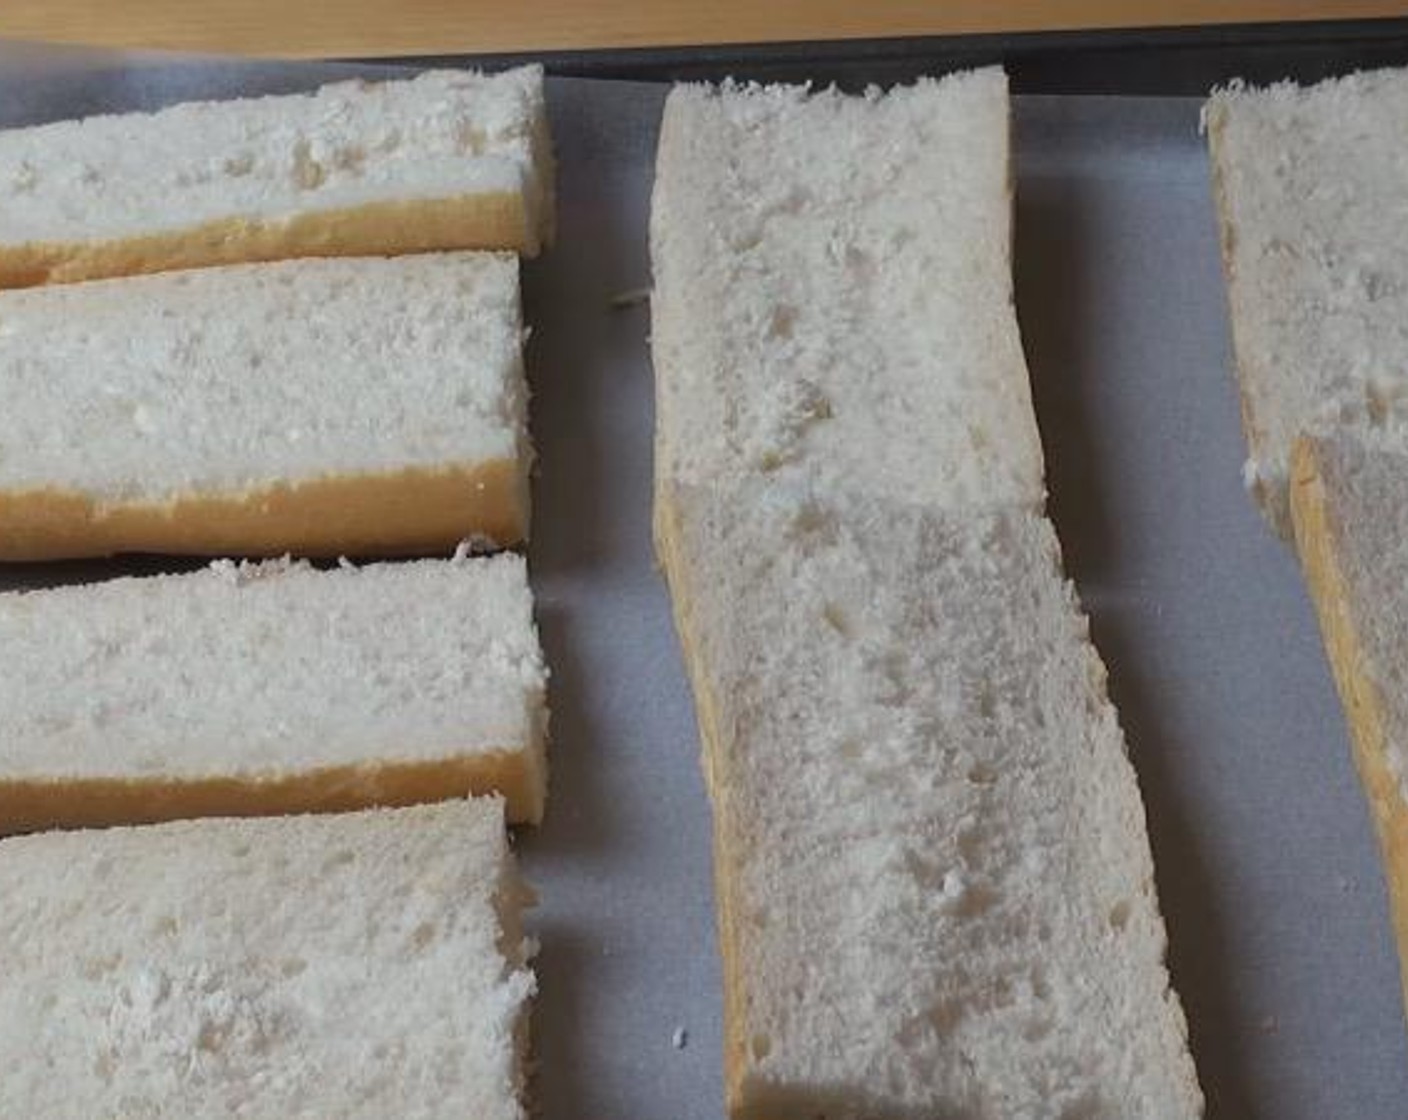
[0, 555, 549, 830]
[661, 482, 1201, 1119]
[0, 66, 553, 282]
[0, 799, 535, 1118]
[0, 252, 530, 558]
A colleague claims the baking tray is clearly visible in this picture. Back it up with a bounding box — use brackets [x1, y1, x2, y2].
[0, 33, 1405, 1120]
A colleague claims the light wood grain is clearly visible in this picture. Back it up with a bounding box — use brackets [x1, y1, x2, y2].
[0, 0, 1399, 59]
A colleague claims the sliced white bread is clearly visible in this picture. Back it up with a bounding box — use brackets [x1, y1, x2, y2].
[649, 69, 1044, 513]
[1289, 432, 1408, 1012]
[1205, 69, 1408, 537]
[0, 66, 552, 288]
[0, 553, 547, 831]
[0, 798, 535, 1119]
[657, 482, 1201, 1119]
[0, 252, 528, 560]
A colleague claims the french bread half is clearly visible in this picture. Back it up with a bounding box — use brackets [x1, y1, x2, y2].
[0, 252, 529, 560]
[0, 66, 552, 287]
[0, 798, 535, 1119]
[649, 69, 1044, 514]
[658, 482, 1202, 1119]
[0, 553, 548, 831]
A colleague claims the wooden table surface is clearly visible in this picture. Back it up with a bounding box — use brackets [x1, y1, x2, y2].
[0, 0, 1400, 59]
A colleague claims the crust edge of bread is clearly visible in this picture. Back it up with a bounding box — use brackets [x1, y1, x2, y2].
[653, 483, 757, 1114]
[1205, 105, 1294, 540]
[1289, 434, 1408, 1013]
[0, 457, 527, 560]
[658, 485, 891, 1118]
[0, 190, 537, 290]
[0, 743, 547, 835]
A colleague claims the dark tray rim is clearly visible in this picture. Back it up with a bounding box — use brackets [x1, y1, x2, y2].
[354, 16, 1408, 94]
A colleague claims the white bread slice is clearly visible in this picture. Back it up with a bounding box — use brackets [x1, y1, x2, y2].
[1205, 69, 1408, 537]
[0, 252, 528, 560]
[1289, 432, 1408, 1013]
[649, 69, 1044, 512]
[0, 66, 552, 288]
[657, 482, 1201, 1119]
[0, 798, 535, 1119]
[0, 553, 547, 831]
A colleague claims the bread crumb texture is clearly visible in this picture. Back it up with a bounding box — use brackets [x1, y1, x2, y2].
[0, 65, 554, 280]
[0, 253, 524, 498]
[0, 800, 534, 1119]
[0, 252, 532, 558]
[651, 69, 1044, 514]
[670, 484, 1200, 1119]
[0, 554, 548, 826]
